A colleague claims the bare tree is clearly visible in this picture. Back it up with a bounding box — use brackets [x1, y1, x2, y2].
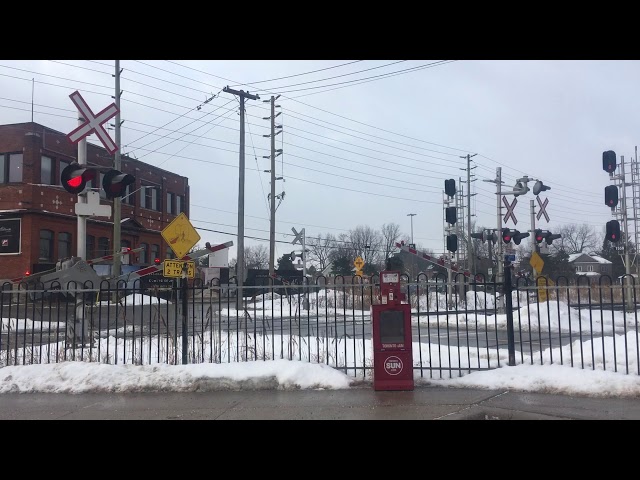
[244, 245, 269, 270]
[380, 222, 402, 265]
[551, 224, 598, 254]
[349, 225, 382, 266]
[308, 233, 335, 272]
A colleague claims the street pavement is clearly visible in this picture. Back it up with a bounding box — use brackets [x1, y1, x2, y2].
[1, 386, 638, 420]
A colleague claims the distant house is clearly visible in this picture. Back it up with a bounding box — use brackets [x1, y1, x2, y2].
[567, 253, 612, 277]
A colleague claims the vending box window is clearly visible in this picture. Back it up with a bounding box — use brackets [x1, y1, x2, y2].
[371, 270, 414, 391]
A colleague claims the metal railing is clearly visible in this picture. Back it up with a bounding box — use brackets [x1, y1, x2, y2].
[2, 273, 639, 379]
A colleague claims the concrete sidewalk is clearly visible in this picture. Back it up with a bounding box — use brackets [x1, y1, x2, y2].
[1, 386, 638, 419]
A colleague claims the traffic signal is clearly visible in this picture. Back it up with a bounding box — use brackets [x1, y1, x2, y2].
[470, 231, 486, 242]
[533, 181, 551, 195]
[606, 220, 621, 242]
[513, 181, 529, 197]
[445, 206, 457, 225]
[444, 179, 456, 197]
[534, 229, 545, 243]
[446, 234, 458, 253]
[512, 230, 530, 245]
[102, 169, 136, 199]
[604, 185, 618, 208]
[603, 150, 617, 173]
[61, 162, 96, 194]
[545, 233, 561, 245]
[501, 228, 512, 244]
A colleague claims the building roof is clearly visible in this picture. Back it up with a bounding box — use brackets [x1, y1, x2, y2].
[568, 253, 612, 264]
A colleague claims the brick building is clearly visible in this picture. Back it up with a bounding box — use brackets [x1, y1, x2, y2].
[0, 122, 190, 280]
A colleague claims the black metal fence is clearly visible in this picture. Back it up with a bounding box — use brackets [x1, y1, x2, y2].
[2, 273, 639, 379]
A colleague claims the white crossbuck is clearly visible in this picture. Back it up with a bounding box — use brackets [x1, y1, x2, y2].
[66, 91, 119, 154]
[536, 195, 550, 222]
[502, 196, 518, 224]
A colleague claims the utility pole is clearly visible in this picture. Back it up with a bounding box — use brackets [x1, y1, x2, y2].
[530, 199, 537, 253]
[112, 60, 123, 277]
[263, 95, 282, 276]
[224, 87, 260, 309]
[407, 213, 416, 245]
[483, 167, 504, 313]
[461, 153, 477, 274]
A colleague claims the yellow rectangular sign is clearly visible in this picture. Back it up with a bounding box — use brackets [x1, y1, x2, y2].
[163, 260, 195, 278]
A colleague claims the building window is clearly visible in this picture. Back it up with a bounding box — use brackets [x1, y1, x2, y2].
[98, 236, 110, 256]
[0, 153, 24, 184]
[58, 160, 70, 186]
[167, 192, 175, 215]
[139, 242, 148, 264]
[41, 156, 53, 185]
[122, 183, 135, 206]
[99, 173, 106, 199]
[588, 265, 594, 272]
[166, 249, 175, 259]
[151, 244, 160, 263]
[87, 235, 95, 259]
[177, 195, 184, 214]
[141, 185, 159, 211]
[576, 265, 583, 272]
[121, 239, 131, 250]
[39, 229, 54, 261]
[602, 266, 608, 273]
[58, 232, 72, 260]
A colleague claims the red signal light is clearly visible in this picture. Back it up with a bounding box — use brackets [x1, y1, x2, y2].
[67, 176, 83, 188]
[154, 258, 161, 264]
[25, 270, 30, 276]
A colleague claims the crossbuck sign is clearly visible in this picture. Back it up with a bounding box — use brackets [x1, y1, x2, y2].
[536, 196, 550, 222]
[66, 91, 119, 154]
[502, 196, 518, 225]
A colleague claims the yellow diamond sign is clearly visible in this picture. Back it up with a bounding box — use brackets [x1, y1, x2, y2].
[161, 212, 201, 259]
[530, 251, 544, 275]
[354, 256, 365, 270]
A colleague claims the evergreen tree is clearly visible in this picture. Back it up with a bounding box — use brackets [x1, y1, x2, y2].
[331, 255, 353, 276]
[540, 249, 574, 280]
[385, 255, 404, 272]
[277, 254, 295, 271]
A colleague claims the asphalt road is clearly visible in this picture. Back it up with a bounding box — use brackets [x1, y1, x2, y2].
[1, 386, 638, 420]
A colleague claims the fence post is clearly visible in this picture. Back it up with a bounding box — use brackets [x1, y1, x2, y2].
[181, 271, 188, 365]
[504, 262, 516, 366]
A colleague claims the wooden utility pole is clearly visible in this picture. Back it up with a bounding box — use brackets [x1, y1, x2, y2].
[223, 87, 259, 308]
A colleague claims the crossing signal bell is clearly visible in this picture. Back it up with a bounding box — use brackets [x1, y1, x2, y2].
[604, 185, 618, 208]
[102, 169, 136, 199]
[603, 150, 617, 173]
[606, 220, 621, 243]
[61, 162, 96, 195]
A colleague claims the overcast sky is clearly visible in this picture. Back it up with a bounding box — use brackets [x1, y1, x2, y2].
[1, 60, 637, 261]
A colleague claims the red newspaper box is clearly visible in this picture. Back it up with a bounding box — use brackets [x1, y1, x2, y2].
[371, 271, 414, 391]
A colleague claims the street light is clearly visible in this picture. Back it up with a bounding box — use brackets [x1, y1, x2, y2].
[407, 213, 416, 246]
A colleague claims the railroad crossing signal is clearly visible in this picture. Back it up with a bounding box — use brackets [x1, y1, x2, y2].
[66, 91, 119, 154]
[536, 196, 550, 222]
[161, 213, 201, 259]
[502, 196, 518, 224]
